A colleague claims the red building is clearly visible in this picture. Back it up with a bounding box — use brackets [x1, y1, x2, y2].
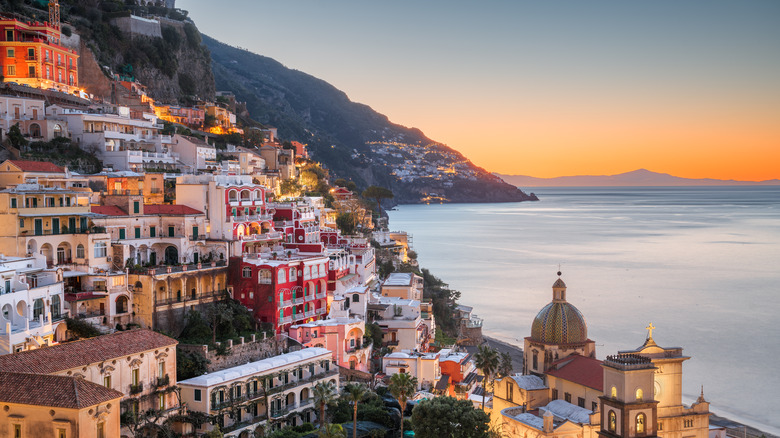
[0, 15, 78, 93]
[229, 253, 330, 334]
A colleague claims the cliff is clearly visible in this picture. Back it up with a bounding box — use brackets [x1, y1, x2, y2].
[204, 35, 535, 204]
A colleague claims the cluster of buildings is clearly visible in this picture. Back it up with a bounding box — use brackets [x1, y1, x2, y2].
[492, 274, 712, 438]
[364, 140, 482, 185]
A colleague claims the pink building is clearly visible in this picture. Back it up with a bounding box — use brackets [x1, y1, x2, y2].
[289, 317, 372, 372]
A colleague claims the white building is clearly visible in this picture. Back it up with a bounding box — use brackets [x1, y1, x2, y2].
[48, 105, 179, 172]
[0, 95, 66, 142]
[178, 347, 338, 437]
[382, 349, 441, 391]
[369, 294, 432, 352]
[0, 254, 66, 354]
[169, 134, 217, 172]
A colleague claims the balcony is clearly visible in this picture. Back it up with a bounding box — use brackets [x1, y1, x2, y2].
[315, 308, 327, 315]
[280, 299, 292, 307]
[108, 189, 142, 196]
[315, 291, 327, 300]
[154, 375, 170, 388]
[222, 414, 268, 434]
[190, 234, 207, 241]
[270, 405, 293, 418]
[279, 316, 292, 325]
[129, 383, 144, 395]
[132, 260, 227, 276]
[292, 297, 304, 305]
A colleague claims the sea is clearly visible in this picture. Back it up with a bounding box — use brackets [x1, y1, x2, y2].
[387, 186, 780, 435]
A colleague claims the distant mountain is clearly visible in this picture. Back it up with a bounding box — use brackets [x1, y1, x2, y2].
[203, 35, 536, 204]
[496, 169, 780, 187]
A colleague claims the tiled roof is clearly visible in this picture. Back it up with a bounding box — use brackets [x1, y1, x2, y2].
[5, 160, 65, 173]
[0, 329, 177, 374]
[91, 205, 127, 216]
[545, 354, 603, 391]
[0, 372, 123, 409]
[144, 204, 203, 215]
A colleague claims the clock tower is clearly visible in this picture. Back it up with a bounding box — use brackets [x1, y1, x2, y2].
[598, 354, 659, 438]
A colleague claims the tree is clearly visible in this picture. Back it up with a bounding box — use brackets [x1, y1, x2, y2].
[279, 178, 301, 197]
[474, 345, 499, 410]
[411, 396, 490, 438]
[313, 380, 338, 429]
[388, 372, 417, 435]
[343, 383, 369, 438]
[497, 351, 513, 379]
[7, 123, 27, 150]
[318, 423, 347, 438]
[336, 212, 357, 235]
[361, 186, 394, 212]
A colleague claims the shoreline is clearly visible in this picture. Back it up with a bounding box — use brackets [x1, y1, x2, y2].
[481, 336, 777, 438]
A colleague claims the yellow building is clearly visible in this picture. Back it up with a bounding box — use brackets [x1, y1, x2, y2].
[0, 329, 180, 437]
[0, 372, 123, 438]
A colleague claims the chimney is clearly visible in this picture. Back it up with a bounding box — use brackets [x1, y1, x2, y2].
[543, 410, 554, 433]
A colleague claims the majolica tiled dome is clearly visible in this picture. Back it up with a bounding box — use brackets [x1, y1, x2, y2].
[530, 277, 588, 344]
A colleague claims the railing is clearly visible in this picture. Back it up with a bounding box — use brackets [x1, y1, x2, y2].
[280, 300, 292, 307]
[222, 414, 268, 433]
[150, 188, 162, 194]
[129, 383, 144, 395]
[108, 189, 142, 196]
[280, 316, 292, 325]
[304, 310, 315, 318]
[259, 277, 273, 285]
[299, 398, 313, 407]
[292, 297, 304, 305]
[315, 291, 327, 300]
[315, 308, 326, 315]
[271, 405, 293, 418]
[190, 234, 207, 241]
[154, 375, 170, 388]
[135, 260, 227, 275]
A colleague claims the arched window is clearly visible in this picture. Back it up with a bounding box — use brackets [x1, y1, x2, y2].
[609, 411, 617, 432]
[636, 388, 643, 401]
[242, 267, 252, 278]
[51, 295, 61, 318]
[277, 269, 286, 284]
[76, 244, 85, 259]
[611, 386, 618, 398]
[352, 294, 359, 303]
[636, 413, 646, 434]
[289, 268, 296, 281]
[33, 298, 44, 319]
[532, 351, 538, 370]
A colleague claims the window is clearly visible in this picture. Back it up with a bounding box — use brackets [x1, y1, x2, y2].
[19, 219, 23, 228]
[611, 386, 617, 398]
[76, 244, 85, 259]
[10, 198, 16, 208]
[277, 269, 286, 283]
[6, 48, 14, 57]
[119, 228, 125, 240]
[532, 351, 538, 370]
[6, 65, 14, 76]
[58, 428, 66, 438]
[133, 201, 139, 213]
[5, 30, 13, 41]
[578, 397, 585, 408]
[608, 411, 617, 432]
[158, 393, 165, 410]
[14, 424, 21, 438]
[564, 392, 571, 403]
[194, 389, 202, 401]
[243, 267, 252, 278]
[135, 227, 141, 239]
[658, 422, 663, 431]
[592, 401, 598, 412]
[636, 388, 643, 401]
[132, 368, 140, 385]
[150, 226, 156, 237]
[94, 242, 107, 258]
[104, 375, 111, 388]
[636, 413, 646, 434]
[168, 226, 175, 237]
[28, 65, 35, 77]
[507, 382, 513, 401]
[290, 267, 296, 281]
[352, 293, 359, 302]
[158, 361, 165, 378]
[684, 419, 694, 428]
[97, 422, 105, 438]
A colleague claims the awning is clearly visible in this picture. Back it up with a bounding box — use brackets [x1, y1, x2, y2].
[65, 292, 107, 302]
[63, 271, 88, 278]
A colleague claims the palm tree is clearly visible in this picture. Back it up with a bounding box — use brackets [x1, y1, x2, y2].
[318, 423, 347, 438]
[344, 383, 369, 438]
[474, 344, 499, 411]
[388, 373, 417, 435]
[313, 380, 338, 429]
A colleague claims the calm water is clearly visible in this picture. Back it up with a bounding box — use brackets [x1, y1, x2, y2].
[388, 186, 780, 434]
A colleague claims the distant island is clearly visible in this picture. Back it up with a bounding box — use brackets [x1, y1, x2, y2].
[496, 169, 780, 187]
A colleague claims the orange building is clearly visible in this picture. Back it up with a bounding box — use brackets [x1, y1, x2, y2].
[0, 15, 78, 93]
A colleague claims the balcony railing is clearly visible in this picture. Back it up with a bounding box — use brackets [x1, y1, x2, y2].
[190, 234, 207, 241]
[280, 299, 292, 307]
[154, 375, 170, 388]
[315, 291, 327, 300]
[129, 383, 144, 395]
[279, 316, 292, 325]
[292, 297, 304, 305]
[133, 260, 227, 276]
[315, 308, 326, 315]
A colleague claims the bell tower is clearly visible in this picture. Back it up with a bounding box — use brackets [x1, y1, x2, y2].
[599, 354, 659, 438]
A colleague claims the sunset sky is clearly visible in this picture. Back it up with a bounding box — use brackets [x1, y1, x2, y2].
[179, 1, 780, 181]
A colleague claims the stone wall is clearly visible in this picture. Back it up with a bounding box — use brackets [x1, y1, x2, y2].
[110, 15, 163, 39]
[179, 335, 302, 373]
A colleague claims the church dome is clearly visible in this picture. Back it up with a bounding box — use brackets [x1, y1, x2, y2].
[530, 276, 588, 344]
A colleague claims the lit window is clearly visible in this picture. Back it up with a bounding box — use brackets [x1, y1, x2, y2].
[611, 386, 617, 398]
[636, 388, 643, 401]
[636, 413, 646, 434]
[608, 411, 616, 432]
[103, 375, 111, 388]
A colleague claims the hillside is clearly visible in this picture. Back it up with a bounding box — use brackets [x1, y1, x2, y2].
[497, 169, 780, 187]
[204, 35, 536, 204]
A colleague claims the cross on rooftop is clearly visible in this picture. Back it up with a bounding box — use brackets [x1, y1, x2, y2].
[646, 322, 656, 339]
